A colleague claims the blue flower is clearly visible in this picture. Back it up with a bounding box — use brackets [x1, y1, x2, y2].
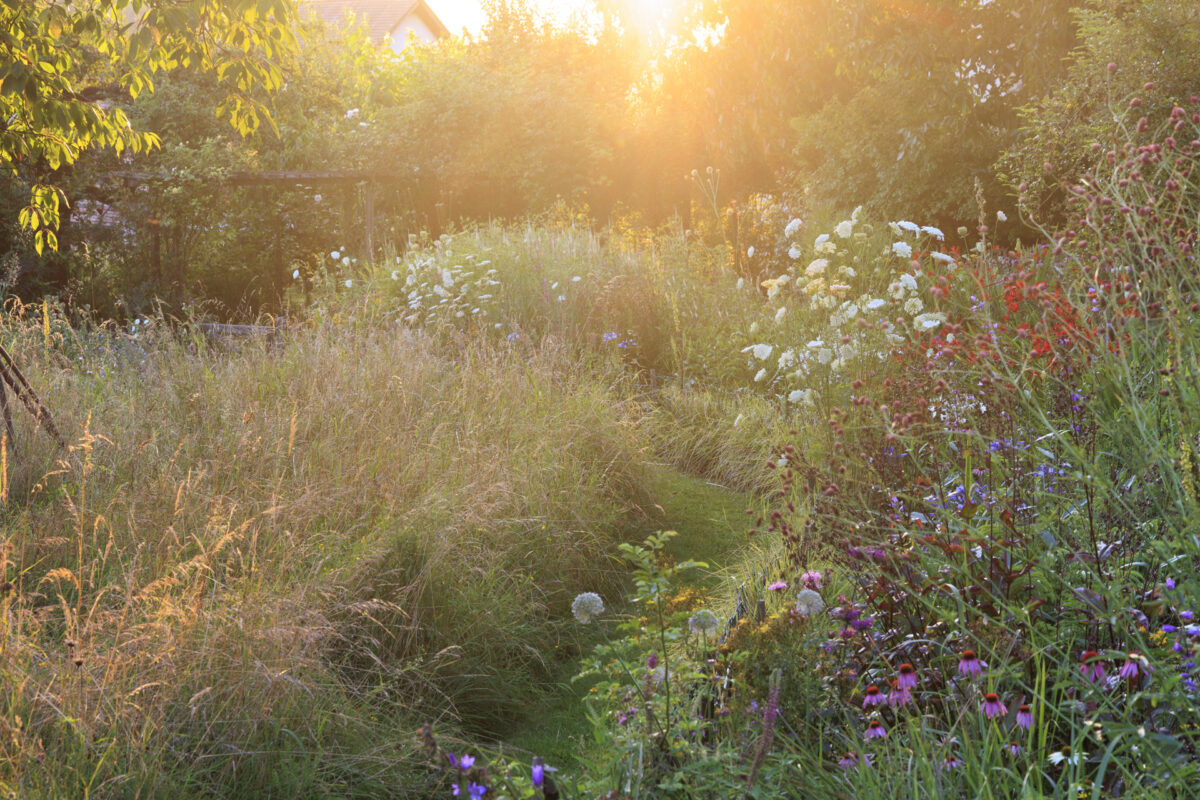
[468, 782, 487, 798]
[532, 761, 544, 787]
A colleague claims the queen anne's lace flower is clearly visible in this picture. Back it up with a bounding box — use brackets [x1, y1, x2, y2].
[835, 220, 853, 238]
[785, 217, 803, 238]
[893, 241, 914, 259]
[743, 343, 773, 360]
[806, 258, 828, 276]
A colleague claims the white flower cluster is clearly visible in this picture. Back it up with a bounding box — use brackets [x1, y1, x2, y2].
[688, 609, 720, 635]
[571, 592, 605, 624]
[395, 239, 502, 329]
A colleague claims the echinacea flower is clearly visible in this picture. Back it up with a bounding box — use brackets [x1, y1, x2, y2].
[1120, 652, 1151, 680]
[1016, 704, 1033, 730]
[887, 685, 912, 708]
[571, 592, 604, 623]
[957, 649, 984, 678]
[982, 692, 1007, 719]
[864, 719, 887, 740]
[1080, 651, 1106, 683]
[1048, 746, 1079, 766]
[896, 663, 917, 691]
[838, 751, 859, 769]
[862, 685, 884, 708]
[942, 756, 963, 771]
[1006, 741, 1021, 756]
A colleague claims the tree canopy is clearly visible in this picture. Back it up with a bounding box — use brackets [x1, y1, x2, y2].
[0, 0, 295, 253]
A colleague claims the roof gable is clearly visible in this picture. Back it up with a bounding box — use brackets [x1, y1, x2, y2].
[305, 0, 449, 43]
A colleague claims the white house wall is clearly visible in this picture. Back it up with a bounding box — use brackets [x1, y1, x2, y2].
[389, 15, 436, 52]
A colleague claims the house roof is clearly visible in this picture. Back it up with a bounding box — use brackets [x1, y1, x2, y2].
[304, 0, 451, 43]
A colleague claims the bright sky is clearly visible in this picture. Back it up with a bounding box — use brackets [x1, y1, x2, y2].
[431, 1, 678, 37]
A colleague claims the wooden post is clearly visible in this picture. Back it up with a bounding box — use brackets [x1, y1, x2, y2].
[364, 179, 376, 265]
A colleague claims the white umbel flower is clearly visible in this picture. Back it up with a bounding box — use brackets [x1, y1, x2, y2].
[892, 241, 914, 259]
[572, 592, 605, 623]
[795, 589, 824, 616]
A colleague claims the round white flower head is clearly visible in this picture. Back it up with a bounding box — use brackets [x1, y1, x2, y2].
[736, 277, 745, 290]
[835, 220, 854, 239]
[342, 256, 351, 267]
[892, 241, 914, 259]
[851, 205, 863, 222]
[689, 609, 720, 635]
[788, 245, 803, 260]
[814, 233, 830, 248]
[784, 217, 803, 238]
[391, 270, 400, 281]
[899, 273, 919, 293]
[777, 348, 796, 370]
[914, 312, 947, 330]
[866, 298, 887, 311]
[774, 306, 787, 323]
[787, 388, 806, 404]
[572, 592, 604, 623]
[747, 246, 755, 258]
[344, 279, 353, 288]
[920, 225, 945, 240]
[754, 367, 768, 382]
[904, 297, 924, 315]
[743, 343, 773, 361]
[996, 210, 1007, 222]
[817, 348, 834, 365]
[806, 258, 828, 277]
[331, 250, 340, 260]
[895, 220, 920, 233]
[292, 269, 300, 280]
[929, 252, 956, 264]
[795, 589, 824, 616]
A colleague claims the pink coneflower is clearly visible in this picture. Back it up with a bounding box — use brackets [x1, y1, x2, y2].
[864, 719, 887, 740]
[1119, 652, 1151, 679]
[862, 685, 884, 708]
[982, 692, 1007, 719]
[887, 684, 913, 708]
[896, 662, 918, 691]
[767, 580, 788, 592]
[1016, 703, 1033, 730]
[838, 751, 858, 769]
[1006, 741, 1022, 756]
[957, 649, 984, 678]
[942, 755, 963, 771]
[1080, 651, 1106, 683]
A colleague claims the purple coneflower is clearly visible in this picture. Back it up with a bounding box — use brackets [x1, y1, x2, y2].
[887, 684, 913, 709]
[896, 662, 918, 691]
[957, 649, 984, 678]
[863, 685, 884, 707]
[982, 692, 1007, 719]
[838, 751, 859, 769]
[864, 720, 887, 740]
[1016, 703, 1033, 730]
[1120, 652, 1151, 679]
[1006, 741, 1022, 756]
[1079, 651, 1106, 683]
[942, 755, 963, 771]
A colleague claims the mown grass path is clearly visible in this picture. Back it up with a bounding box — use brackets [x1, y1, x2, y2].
[502, 465, 756, 767]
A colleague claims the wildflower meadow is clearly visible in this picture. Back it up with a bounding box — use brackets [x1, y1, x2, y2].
[2, 0, 1200, 798]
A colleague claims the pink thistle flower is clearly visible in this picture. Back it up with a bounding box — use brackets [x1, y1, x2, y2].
[1080, 650, 1106, 683]
[768, 580, 788, 592]
[896, 662, 918, 691]
[801, 570, 823, 589]
[864, 720, 887, 740]
[862, 685, 884, 708]
[1016, 704, 1033, 730]
[982, 692, 1007, 719]
[957, 649, 984, 678]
